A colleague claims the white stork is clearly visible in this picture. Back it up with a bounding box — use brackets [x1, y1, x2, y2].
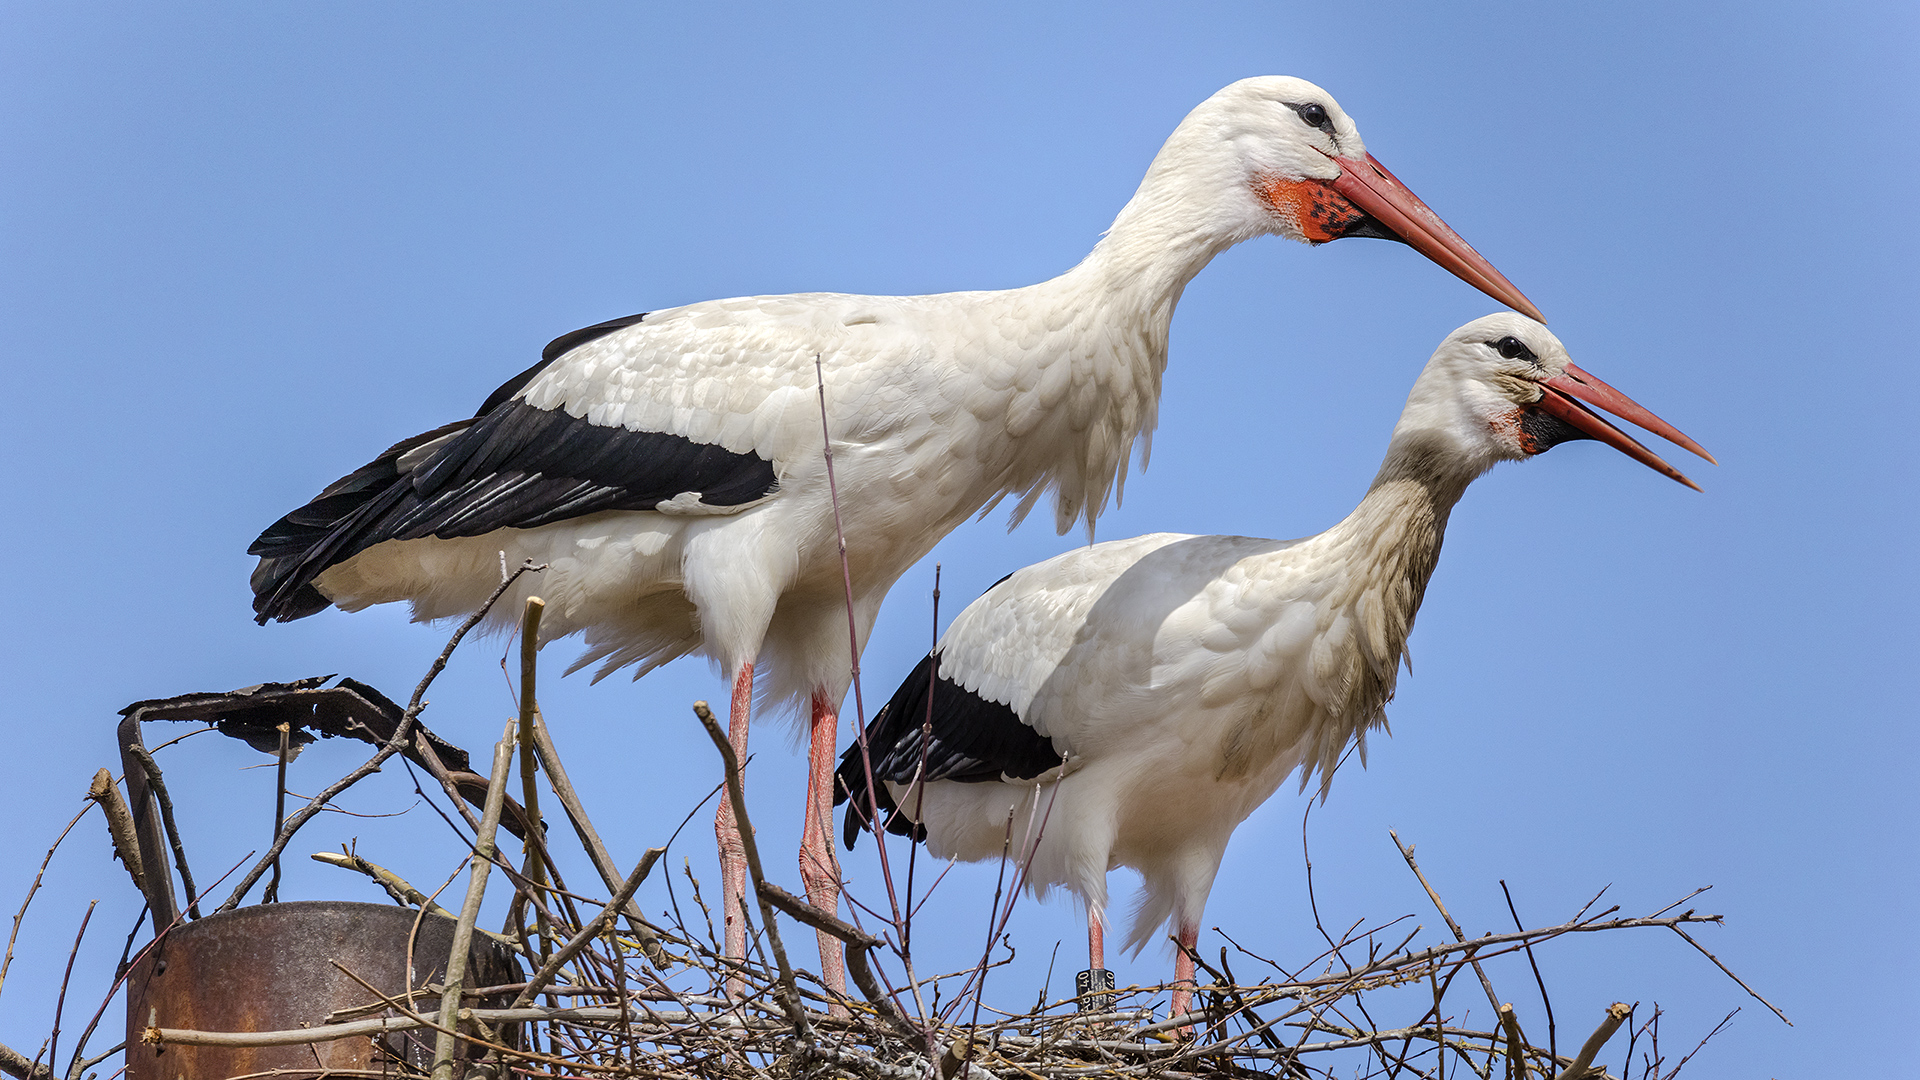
[836, 313, 1713, 1021]
[249, 77, 1542, 997]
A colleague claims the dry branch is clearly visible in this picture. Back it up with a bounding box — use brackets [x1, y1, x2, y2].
[692, 700, 812, 1039]
[528, 709, 669, 965]
[84, 771, 143, 897]
[431, 719, 516, 1080]
[1557, 1002, 1631, 1079]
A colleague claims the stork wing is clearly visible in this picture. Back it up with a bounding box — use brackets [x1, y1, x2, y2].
[248, 308, 797, 622]
[835, 534, 1200, 846]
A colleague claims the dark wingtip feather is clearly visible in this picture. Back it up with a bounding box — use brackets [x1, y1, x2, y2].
[541, 312, 649, 364]
[835, 651, 1059, 849]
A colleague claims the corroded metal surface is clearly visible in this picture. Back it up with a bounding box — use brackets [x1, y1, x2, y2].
[126, 900, 520, 1079]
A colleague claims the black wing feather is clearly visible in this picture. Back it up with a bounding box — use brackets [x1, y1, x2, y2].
[250, 321, 779, 625]
[834, 652, 1063, 849]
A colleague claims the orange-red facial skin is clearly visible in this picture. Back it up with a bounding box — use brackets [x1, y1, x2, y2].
[1256, 176, 1368, 244]
[1489, 408, 1532, 456]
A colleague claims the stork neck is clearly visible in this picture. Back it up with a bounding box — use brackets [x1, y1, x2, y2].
[1321, 430, 1486, 607]
[1063, 170, 1248, 318]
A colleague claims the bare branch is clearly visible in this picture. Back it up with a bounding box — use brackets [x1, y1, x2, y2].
[692, 700, 813, 1040]
[1555, 1002, 1630, 1080]
[430, 718, 516, 1080]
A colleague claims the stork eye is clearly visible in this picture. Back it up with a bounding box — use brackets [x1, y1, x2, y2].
[1491, 335, 1538, 363]
[1286, 102, 1334, 133]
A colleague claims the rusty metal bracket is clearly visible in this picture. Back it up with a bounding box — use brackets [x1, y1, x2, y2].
[117, 675, 538, 924]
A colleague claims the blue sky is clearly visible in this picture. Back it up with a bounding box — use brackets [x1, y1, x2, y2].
[2, 3, 1914, 1074]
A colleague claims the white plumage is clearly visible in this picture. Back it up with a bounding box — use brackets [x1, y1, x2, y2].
[838, 313, 1711, 1017]
[250, 76, 1543, 996]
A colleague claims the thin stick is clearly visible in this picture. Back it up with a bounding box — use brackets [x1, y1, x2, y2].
[0, 803, 92, 1004]
[692, 700, 812, 1040]
[1500, 880, 1555, 1064]
[813, 354, 869, 735]
[1553, 1002, 1629, 1080]
[264, 721, 291, 903]
[123, 747, 200, 919]
[517, 596, 554, 969]
[904, 564, 940, 958]
[40, 901, 95, 1080]
[1668, 926, 1790, 1025]
[813, 354, 918, 1000]
[217, 562, 543, 913]
[754, 881, 915, 1037]
[509, 846, 664, 1009]
[307, 851, 512, 947]
[430, 718, 516, 1080]
[62, 911, 145, 1079]
[1666, 1007, 1737, 1077]
[1391, 831, 1506, 1021]
[528, 710, 668, 965]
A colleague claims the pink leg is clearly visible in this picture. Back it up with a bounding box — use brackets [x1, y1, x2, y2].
[1168, 922, 1199, 1033]
[1077, 909, 1117, 1013]
[799, 689, 849, 1011]
[714, 663, 754, 998]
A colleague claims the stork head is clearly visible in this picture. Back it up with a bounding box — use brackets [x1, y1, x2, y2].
[1143, 77, 1543, 321]
[1396, 313, 1715, 489]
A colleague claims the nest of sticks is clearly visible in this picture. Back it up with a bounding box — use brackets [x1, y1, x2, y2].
[6, 566, 1779, 1080]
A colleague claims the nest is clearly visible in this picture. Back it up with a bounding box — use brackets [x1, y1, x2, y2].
[6, 569, 1774, 1080]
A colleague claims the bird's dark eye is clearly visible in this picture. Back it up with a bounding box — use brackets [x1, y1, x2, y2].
[1491, 335, 1538, 363]
[1286, 102, 1334, 133]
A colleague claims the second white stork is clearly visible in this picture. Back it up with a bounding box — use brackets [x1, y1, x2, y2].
[836, 313, 1713, 1021]
[249, 77, 1542, 997]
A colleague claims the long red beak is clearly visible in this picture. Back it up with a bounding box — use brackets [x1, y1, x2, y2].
[1330, 152, 1547, 323]
[1533, 367, 1713, 491]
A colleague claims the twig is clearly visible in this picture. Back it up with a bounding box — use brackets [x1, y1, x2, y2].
[904, 563, 941, 959]
[1, 802, 92, 1005]
[814, 353, 928, 1035]
[509, 846, 664, 1009]
[1501, 880, 1554, 1065]
[307, 850, 514, 946]
[1667, 926, 1789, 1025]
[1665, 1008, 1736, 1078]
[40, 901, 95, 1080]
[1554, 1002, 1629, 1080]
[517, 596, 554, 969]
[124, 744, 201, 919]
[529, 709, 668, 965]
[431, 718, 516, 1080]
[264, 720, 291, 903]
[755, 880, 916, 1037]
[1391, 831, 1506, 1021]
[692, 700, 813, 1040]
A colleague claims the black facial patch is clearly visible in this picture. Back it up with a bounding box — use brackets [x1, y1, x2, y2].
[835, 652, 1063, 849]
[1517, 404, 1589, 455]
[1285, 101, 1335, 134]
[250, 397, 777, 623]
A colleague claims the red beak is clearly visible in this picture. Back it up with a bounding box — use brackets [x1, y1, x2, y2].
[1549, 363, 1717, 465]
[1329, 152, 1547, 324]
[1532, 367, 1713, 491]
